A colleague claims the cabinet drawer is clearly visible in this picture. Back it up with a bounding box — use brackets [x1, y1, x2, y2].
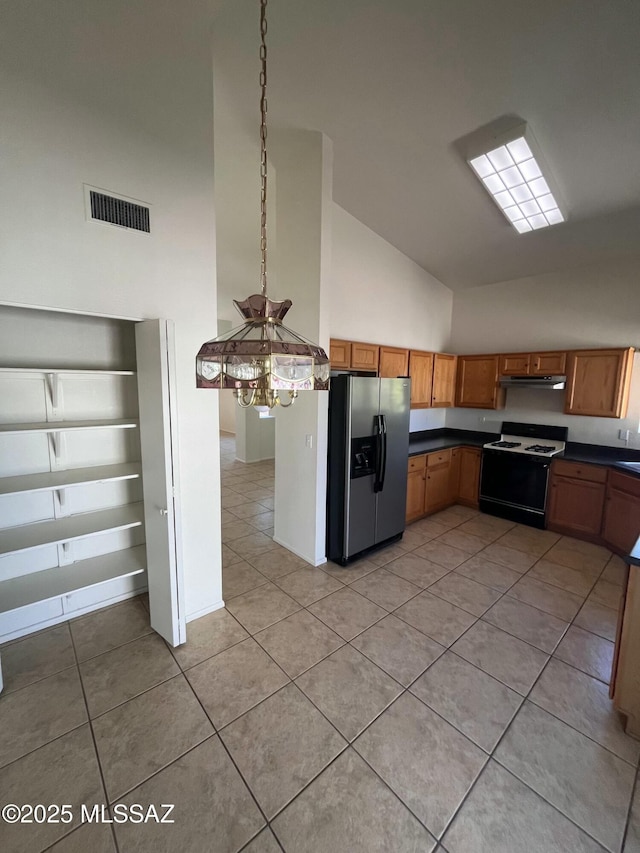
[552, 459, 607, 483]
[609, 470, 640, 498]
[427, 448, 451, 468]
[408, 455, 426, 472]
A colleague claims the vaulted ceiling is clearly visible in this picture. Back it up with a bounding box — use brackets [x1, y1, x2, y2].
[212, 0, 640, 290]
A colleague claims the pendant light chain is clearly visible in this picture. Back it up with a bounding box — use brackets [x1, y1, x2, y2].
[259, 0, 268, 297]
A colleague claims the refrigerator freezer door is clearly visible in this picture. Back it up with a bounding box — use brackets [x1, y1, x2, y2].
[375, 379, 411, 544]
[345, 377, 380, 557]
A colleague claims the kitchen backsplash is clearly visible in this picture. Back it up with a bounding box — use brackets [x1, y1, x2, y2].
[444, 384, 640, 449]
[410, 408, 446, 433]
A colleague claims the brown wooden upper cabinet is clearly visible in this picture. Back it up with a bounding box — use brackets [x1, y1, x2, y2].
[379, 346, 409, 378]
[565, 348, 635, 418]
[351, 342, 379, 372]
[455, 354, 504, 409]
[499, 350, 567, 376]
[329, 339, 378, 372]
[532, 351, 567, 375]
[408, 351, 457, 408]
[432, 353, 457, 407]
[329, 339, 351, 370]
[408, 350, 434, 408]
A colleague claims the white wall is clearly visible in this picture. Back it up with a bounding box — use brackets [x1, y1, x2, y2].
[447, 260, 640, 447]
[331, 204, 453, 351]
[272, 130, 332, 566]
[235, 410, 276, 463]
[0, 0, 222, 620]
[331, 204, 453, 433]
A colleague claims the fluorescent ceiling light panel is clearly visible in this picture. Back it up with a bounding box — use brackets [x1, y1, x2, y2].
[468, 123, 566, 234]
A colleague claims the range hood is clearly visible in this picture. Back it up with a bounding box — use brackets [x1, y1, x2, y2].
[500, 375, 566, 390]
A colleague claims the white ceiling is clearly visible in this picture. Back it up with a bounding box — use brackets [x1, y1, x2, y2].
[212, 0, 640, 291]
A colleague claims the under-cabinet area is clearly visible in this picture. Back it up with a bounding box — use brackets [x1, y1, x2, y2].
[0, 305, 183, 645]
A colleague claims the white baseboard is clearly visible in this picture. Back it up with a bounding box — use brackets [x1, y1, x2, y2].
[186, 599, 225, 622]
[272, 536, 327, 568]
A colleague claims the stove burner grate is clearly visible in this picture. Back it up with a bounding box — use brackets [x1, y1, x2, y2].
[525, 444, 556, 453]
[490, 441, 522, 448]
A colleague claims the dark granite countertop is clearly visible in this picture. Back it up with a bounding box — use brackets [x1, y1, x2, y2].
[408, 428, 497, 457]
[408, 429, 640, 479]
[562, 441, 640, 477]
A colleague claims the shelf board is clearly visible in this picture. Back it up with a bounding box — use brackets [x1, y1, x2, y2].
[0, 463, 142, 497]
[0, 545, 146, 613]
[0, 418, 139, 435]
[0, 503, 144, 557]
[0, 367, 135, 376]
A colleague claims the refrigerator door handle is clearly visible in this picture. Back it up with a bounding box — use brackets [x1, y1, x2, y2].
[379, 414, 388, 491]
[373, 415, 383, 493]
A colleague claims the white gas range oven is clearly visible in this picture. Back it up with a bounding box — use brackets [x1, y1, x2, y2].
[479, 421, 568, 528]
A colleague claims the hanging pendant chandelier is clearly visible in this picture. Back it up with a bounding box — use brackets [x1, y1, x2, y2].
[196, 0, 329, 409]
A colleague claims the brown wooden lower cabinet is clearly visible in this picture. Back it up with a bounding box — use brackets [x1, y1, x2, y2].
[610, 564, 640, 739]
[405, 446, 480, 523]
[457, 447, 481, 507]
[602, 472, 640, 554]
[547, 460, 607, 539]
[406, 455, 427, 523]
[425, 460, 451, 514]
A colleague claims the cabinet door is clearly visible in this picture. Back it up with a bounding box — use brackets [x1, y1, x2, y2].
[455, 355, 503, 409]
[351, 342, 379, 372]
[565, 348, 634, 418]
[449, 447, 461, 504]
[602, 488, 640, 554]
[532, 351, 566, 375]
[547, 475, 605, 537]
[432, 354, 457, 407]
[379, 347, 409, 378]
[409, 350, 434, 408]
[425, 463, 451, 513]
[500, 354, 531, 375]
[135, 319, 186, 647]
[406, 469, 426, 523]
[330, 339, 351, 370]
[458, 447, 481, 507]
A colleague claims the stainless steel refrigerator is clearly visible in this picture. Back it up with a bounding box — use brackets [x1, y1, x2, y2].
[327, 375, 411, 565]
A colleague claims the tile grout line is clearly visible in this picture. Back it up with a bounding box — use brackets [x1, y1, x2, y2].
[66, 621, 121, 853]
[179, 654, 292, 852]
[219, 448, 631, 847]
[620, 764, 639, 852]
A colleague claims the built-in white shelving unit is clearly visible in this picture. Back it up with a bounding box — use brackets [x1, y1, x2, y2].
[0, 545, 146, 614]
[0, 462, 141, 497]
[0, 502, 144, 556]
[0, 307, 148, 642]
[0, 419, 139, 434]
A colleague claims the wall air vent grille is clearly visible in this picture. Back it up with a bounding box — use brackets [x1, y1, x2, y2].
[89, 191, 150, 233]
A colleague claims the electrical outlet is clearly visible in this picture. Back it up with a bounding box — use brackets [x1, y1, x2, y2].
[618, 429, 631, 442]
[305, 434, 313, 448]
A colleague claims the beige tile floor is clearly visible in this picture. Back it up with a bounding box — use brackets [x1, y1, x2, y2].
[1, 432, 639, 852]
